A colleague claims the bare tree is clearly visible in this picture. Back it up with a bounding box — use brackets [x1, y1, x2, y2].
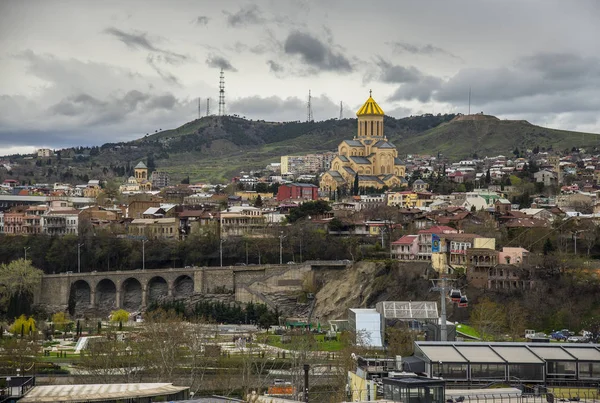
[469, 298, 506, 340]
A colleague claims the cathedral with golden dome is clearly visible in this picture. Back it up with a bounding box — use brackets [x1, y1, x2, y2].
[319, 92, 406, 192]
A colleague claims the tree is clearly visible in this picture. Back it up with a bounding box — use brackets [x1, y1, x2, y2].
[469, 298, 506, 340]
[253, 194, 263, 208]
[9, 315, 36, 336]
[0, 259, 43, 317]
[543, 238, 555, 255]
[505, 301, 527, 341]
[52, 311, 69, 331]
[485, 169, 491, 185]
[353, 173, 359, 196]
[110, 309, 130, 323]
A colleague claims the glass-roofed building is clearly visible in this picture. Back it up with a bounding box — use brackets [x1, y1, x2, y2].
[411, 341, 600, 384]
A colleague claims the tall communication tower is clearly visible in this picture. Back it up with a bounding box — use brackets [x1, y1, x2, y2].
[468, 86, 471, 115]
[206, 98, 211, 116]
[218, 69, 225, 116]
[198, 98, 202, 119]
[339, 101, 343, 119]
[307, 90, 313, 122]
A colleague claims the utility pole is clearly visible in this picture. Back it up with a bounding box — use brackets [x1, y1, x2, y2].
[430, 277, 451, 341]
[142, 239, 148, 270]
[77, 243, 84, 273]
[220, 239, 225, 267]
[24, 247, 30, 261]
[304, 364, 310, 403]
[279, 231, 285, 264]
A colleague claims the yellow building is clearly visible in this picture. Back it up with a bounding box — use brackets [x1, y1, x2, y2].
[320, 92, 406, 192]
[387, 191, 418, 208]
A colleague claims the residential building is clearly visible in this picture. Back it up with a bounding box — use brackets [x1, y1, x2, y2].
[41, 209, 79, 235]
[320, 92, 406, 191]
[463, 191, 501, 211]
[37, 148, 53, 157]
[220, 206, 267, 237]
[391, 234, 418, 260]
[387, 191, 418, 208]
[128, 217, 179, 239]
[276, 183, 318, 201]
[150, 171, 170, 188]
[466, 248, 499, 288]
[416, 225, 458, 261]
[534, 169, 557, 187]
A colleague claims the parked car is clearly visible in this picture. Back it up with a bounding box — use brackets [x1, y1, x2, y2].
[551, 331, 567, 341]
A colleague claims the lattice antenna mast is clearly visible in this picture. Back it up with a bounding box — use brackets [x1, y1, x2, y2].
[468, 86, 471, 115]
[198, 97, 202, 119]
[218, 69, 225, 116]
[339, 101, 343, 119]
[307, 90, 313, 122]
[206, 98, 210, 116]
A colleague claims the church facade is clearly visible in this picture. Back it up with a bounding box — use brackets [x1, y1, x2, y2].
[320, 93, 406, 192]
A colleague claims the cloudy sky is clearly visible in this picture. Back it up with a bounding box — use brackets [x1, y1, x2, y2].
[1, 0, 599, 156]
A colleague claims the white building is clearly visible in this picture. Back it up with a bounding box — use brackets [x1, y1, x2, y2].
[348, 308, 383, 348]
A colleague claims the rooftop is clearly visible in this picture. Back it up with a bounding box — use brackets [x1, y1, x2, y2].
[356, 94, 384, 116]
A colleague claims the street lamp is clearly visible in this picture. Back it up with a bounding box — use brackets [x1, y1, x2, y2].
[573, 230, 584, 255]
[220, 239, 225, 267]
[279, 231, 286, 265]
[142, 239, 148, 270]
[77, 243, 84, 273]
[24, 247, 30, 261]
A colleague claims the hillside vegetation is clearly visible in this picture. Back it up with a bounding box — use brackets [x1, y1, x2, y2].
[3, 113, 598, 184]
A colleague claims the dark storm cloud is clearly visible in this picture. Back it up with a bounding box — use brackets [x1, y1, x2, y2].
[205, 54, 238, 72]
[375, 58, 422, 83]
[146, 55, 181, 85]
[388, 41, 460, 59]
[223, 5, 264, 27]
[104, 27, 187, 64]
[283, 31, 352, 73]
[192, 16, 210, 26]
[267, 60, 284, 73]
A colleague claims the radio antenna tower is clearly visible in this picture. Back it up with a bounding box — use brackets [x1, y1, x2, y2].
[307, 90, 313, 122]
[218, 68, 225, 116]
[198, 97, 202, 119]
[206, 98, 211, 116]
[468, 86, 471, 115]
[339, 101, 343, 119]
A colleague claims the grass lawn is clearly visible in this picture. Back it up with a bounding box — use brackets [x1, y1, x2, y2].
[259, 334, 345, 352]
[455, 323, 481, 339]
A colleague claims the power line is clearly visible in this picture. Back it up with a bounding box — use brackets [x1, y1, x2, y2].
[218, 68, 225, 116]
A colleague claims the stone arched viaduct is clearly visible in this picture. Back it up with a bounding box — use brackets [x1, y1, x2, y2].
[35, 262, 348, 313]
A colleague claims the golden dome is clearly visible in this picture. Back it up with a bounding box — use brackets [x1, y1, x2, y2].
[356, 91, 384, 116]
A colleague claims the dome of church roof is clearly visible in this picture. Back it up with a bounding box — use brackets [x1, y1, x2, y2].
[356, 91, 384, 116]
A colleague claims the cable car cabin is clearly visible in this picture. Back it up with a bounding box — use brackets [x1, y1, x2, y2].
[449, 289, 461, 302]
[458, 295, 468, 308]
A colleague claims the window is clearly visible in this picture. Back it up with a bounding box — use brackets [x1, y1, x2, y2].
[432, 363, 467, 379]
[579, 362, 600, 379]
[470, 363, 506, 379]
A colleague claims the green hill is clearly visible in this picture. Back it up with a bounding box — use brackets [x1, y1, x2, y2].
[4, 113, 599, 184]
[400, 114, 599, 158]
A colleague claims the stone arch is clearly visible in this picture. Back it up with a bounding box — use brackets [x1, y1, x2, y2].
[148, 276, 168, 303]
[395, 169, 399, 176]
[366, 168, 371, 174]
[381, 165, 385, 174]
[121, 277, 142, 311]
[69, 280, 91, 317]
[340, 146, 347, 156]
[333, 162, 339, 170]
[358, 167, 364, 174]
[173, 275, 194, 298]
[96, 279, 117, 310]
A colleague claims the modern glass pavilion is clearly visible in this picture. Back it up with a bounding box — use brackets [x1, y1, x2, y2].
[412, 342, 600, 384]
